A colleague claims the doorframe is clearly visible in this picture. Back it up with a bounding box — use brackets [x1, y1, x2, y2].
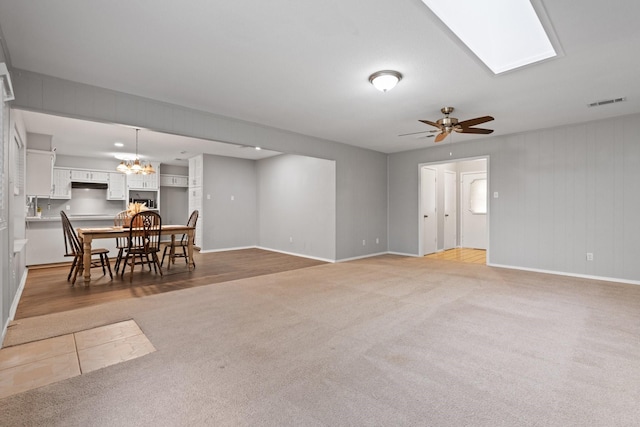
[418, 166, 438, 256]
[460, 170, 488, 250]
[417, 155, 491, 263]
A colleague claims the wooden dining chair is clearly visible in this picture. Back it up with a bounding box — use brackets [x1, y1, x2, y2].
[113, 210, 130, 273]
[161, 209, 198, 269]
[60, 211, 112, 285]
[120, 211, 163, 282]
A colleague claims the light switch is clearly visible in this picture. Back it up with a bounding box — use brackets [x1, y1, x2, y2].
[206, 194, 211, 200]
[493, 192, 499, 198]
[230, 195, 235, 201]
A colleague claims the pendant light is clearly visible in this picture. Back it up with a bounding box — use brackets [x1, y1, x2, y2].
[116, 129, 156, 175]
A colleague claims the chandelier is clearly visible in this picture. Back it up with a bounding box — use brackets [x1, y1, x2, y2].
[116, 129, 156, 175]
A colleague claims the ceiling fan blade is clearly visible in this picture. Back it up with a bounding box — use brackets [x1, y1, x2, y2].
[458, 127, 494, 134]
[434, 132, 449, 143]
[398, 130, 432, 137]
[419, 119, 442, 129]
[457, 116, 494, 128]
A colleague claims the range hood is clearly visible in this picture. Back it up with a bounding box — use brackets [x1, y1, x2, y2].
[71, 182, 108, 190]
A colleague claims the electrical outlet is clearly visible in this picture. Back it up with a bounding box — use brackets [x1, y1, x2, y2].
[230, 195, 234, 201]
[289, 237, 293, 243]
[376, 237, 379, 244]
[362, 240, 366, 246]
[66, 205, 71, 210]
[586, 253, 594, 261]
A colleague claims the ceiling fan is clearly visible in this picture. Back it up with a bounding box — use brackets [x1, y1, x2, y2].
[400, 107, 494, 143]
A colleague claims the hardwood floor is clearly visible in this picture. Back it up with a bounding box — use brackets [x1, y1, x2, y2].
[16, 248, 326, 320]
[424, 247, 486, 264]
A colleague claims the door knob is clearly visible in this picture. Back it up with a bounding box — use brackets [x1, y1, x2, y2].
[424, 215, 429, 218]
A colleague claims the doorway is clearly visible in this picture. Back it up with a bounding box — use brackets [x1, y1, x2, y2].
[461, 171, 487, 249]
[418, 157, 488, 262]
[420, 167, 437, 255]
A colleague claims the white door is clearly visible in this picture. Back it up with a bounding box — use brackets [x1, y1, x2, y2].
[443, 170, 457, 250]
[420, 167, 437, 255]
[461, 172, 487, 249]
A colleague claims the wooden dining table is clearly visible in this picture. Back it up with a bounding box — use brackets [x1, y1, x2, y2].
[77, 225, 195, 284]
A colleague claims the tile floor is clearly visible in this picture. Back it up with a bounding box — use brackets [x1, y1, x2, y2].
[0, 319, 155, 399]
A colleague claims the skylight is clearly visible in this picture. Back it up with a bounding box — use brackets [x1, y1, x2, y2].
[420, 0, 556, 74]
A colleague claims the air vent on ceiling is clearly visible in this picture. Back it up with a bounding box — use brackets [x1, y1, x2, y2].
[588, 97, 626, 107]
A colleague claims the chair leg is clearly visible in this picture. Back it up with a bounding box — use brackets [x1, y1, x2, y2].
[114, 248, 123, 273]
[70, 255, 80, 285]
[121, 252, 131, 279]
[182, 246, 188, 265]
[68, 257, 77, 281]
[104, 254, 113, 280]
[153, 252, 163, 276]
[129, 253, 137, 283]
[161, 246, 169, 267]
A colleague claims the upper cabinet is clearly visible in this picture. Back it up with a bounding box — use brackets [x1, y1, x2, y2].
[70, 169, 108, 183]
[160, 174, 188, 188]
[126, 163, 160, 190]
[26, 149, 55, 197]
[107, 173, 126, 200]
[51, 168, 71, 199]
[189, 155, 203, 188]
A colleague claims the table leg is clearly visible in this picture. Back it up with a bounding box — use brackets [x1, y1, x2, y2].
[187, 230, 195, 270]
[83, 236, 93, 285]
[170, 234, 176, 267]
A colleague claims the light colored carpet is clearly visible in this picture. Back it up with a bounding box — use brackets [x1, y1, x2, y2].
[1, 255, 640, 426]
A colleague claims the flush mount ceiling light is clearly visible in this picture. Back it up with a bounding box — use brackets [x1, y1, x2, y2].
[420, 0, 557, 74]
[369, 70, 402, 92]
[116, 129, 156, 175]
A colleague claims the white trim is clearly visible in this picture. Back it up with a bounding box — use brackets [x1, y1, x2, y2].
[198, 246, 256, 254]
[1, 267, 28, 348]
[336, 251, 388, 263]
[200, 245, 336, 263]
[256, 246, 335, 263]
[387, 251, 421, 258]
[488, 263, 640, 287]
[0, 63, 14, 101]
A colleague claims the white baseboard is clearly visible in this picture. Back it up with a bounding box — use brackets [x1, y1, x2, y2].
[488, 263, 640, 286]
[337, 252, 389, 262]
[1, 267, 29, 348]
[199, 246, 256, 254]
[387, 251, 421, 258]
[255, 246, 335, 263]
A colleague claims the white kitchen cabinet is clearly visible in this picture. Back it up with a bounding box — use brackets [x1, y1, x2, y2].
[126, 163, 160, 189]
[188, 155, 203, 187]
[188, 186, 203, 248]
[26, 149, 55, 197]
[51, 168, 71, 199]
[160, 174, 188, 187]
[70, 169, 109, 183]
[107, 172, 126, 200]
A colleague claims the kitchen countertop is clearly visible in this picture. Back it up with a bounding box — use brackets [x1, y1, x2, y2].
[26, 215, 117, 222]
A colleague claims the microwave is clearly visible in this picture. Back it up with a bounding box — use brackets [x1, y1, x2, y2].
[131, 198, 156, 209]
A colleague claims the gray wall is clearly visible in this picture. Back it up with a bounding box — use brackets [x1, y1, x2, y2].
[257, 154, 336, 261]
[389, 113, 640, 283]
[160, 186, 188, 225]
[11, 68, 388, 260]
[202, 154, 257, 250]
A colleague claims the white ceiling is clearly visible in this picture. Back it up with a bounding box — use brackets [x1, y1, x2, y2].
[18, 110, 281, 166]
[1, 0, 639, 158]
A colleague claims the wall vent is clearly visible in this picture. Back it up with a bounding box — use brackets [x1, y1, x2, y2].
[588, 97, 626, 107]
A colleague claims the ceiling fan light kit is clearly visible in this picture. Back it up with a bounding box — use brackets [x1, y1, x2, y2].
[369, 70, 402, 92]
